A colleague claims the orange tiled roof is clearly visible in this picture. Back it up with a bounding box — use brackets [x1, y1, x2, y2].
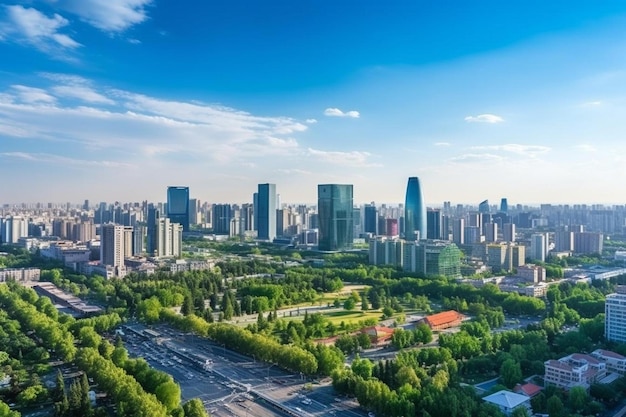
[425, 310, 463, 327]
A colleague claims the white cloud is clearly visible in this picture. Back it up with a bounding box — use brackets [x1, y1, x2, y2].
[11, 85, 57, 104]
[52, 85, 115, 105]
[324, 107, 360, 118]
[574, 144, 597, 153]
[0, 5, 81, 55]
[581, 100, 602, 107]
[471, 144, 550, 157]
[464, 113, 504, 123]
[434, 142, 451, 147]
[276, 169, 312, 175]
[54, 0, 153, 32]
[0, 151, 131, 168]
[0, 76, 309, 165]
[450, 153, 503, 163]
[306, 148, 380, 167]
[306, 118, 317, 124]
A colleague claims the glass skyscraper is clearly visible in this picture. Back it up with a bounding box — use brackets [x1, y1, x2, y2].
[166, 186, 190, 231]
[257, 183, 277, 241]
[318, 184, 353, 251]
[404, 177, 426, 240]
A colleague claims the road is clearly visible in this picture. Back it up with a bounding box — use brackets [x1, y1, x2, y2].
[123, 324, 370, 417]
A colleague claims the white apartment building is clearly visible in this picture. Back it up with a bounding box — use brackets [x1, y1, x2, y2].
[544, 353, 606, 390]
[606, 286, 626, 343]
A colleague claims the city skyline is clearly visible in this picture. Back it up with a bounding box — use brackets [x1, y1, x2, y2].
[2, 2, 626, 204]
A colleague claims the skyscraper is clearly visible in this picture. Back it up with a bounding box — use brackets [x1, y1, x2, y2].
[404, 177, 426, 240]
[212, 204, 232, 234]
[257, 183, 277, 241]
[500, 198, 508, 213]
[318, 184, 353, 251]
[166, 186, 190, 232]
[478, 199, 490, 213]
[427, 209, 442, 240]
[364, 204, 378, 235]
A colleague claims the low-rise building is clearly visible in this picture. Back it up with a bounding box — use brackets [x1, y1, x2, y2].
[591, 349, 626, 375]
[482, 390, 532, 416]
[544, 353, 606, 390]
[420, 310, 466, 331]
[0, 267, 40, 282]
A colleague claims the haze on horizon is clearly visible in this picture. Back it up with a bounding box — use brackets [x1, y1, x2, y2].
[1, 2, 626, 205]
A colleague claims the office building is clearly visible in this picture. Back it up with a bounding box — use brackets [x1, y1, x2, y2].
[364, 204, 378, 235]
[212, 204, 232, 234]
[257, 183, 277, 241]
[499, 198, 508, 213]
[606, 287, 626, 343]
[427, 209, 442, 240]
[318, 184, 353, 251]
[478, 199, 490, 214]
[402, 240, 462, 278]
[166, 186, 190, 231]
[404, 177, 426, 240]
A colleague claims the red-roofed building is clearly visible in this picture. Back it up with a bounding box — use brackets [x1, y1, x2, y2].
[361, 326, 395, 346]
[421, 310, 466, 331]
[513, 383, 542, 398]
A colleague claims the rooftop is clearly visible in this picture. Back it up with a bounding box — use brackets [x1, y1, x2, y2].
[483, 390, 530, 409]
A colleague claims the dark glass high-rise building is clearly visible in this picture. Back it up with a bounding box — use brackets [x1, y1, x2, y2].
[478, 199, 490, 214]
[500, 198, 508, 213]
[318, 184, 353, 251]
[212, 204, 232, 234]
[166, 186, 190, 231]
[257, 183, 276, 241]
[146, 205, 160, 256]
[427, 209, 442, 239]
[364, 204, 378, 234]
[404, 177, 426, 240]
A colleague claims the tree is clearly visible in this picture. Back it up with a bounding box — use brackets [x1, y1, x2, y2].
[361, 293, 369, 311]
[414, 323, 433, 344]
[546, 395, 564, 417]
[369, 290, 381, 310]
[511, 407, 531, 417]
[183, 398, 209, 417]
[344, 298, 356, 311]
[499, 359, 522, 389]
[181, 293, 194, 316]
[568, 386, 587, 413]
[382, 306, 394, 319]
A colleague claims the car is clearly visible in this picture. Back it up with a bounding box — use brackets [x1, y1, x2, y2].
[301, 398, 312, 405]
[368, 412, 376, 417]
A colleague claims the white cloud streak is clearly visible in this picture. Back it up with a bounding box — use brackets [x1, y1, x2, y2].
[307, 148, 380, 167]
[324, 107, 360, 118]
[11, 85, 57, 104]
[471, 143, 550, 157]
[464, 113, 504, 123]
[0, 5, 81, 55]
[54, 0, 153, 32]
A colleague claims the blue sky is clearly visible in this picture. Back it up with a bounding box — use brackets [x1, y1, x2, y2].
[2, 1, 626, 205]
